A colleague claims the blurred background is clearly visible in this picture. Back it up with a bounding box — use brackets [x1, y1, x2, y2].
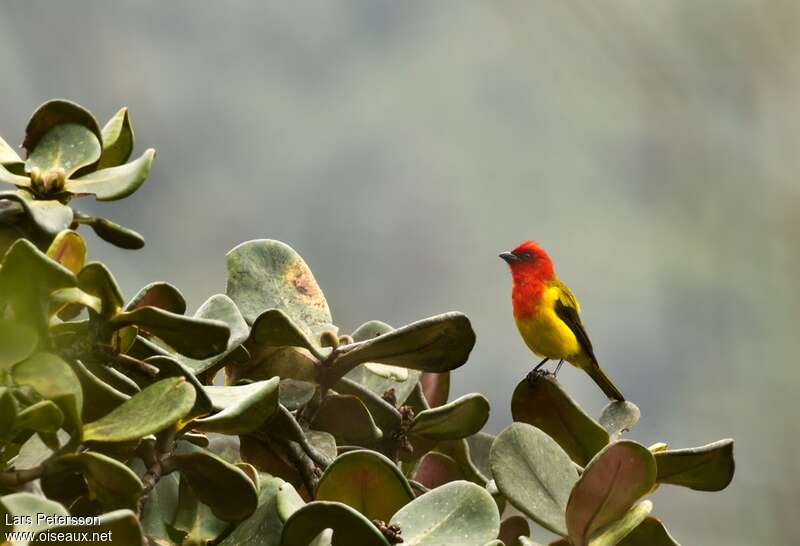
[1, 2, 797, 543]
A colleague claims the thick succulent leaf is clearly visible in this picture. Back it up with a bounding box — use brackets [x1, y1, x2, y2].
[194, 378, 280, 434]
[333, 313, 475, 377]
[14, 400, 63, 433]
[65, 148, 155, 201]
[279, 379, 316, 410]
[311, 394, 383, 443]
[309, 530, 334, 546]
[434, 439, 488, 485]
[32, 509, 145, 545]
[654, 439, 734, 491]
[588, 500, 652, 546]
[168, 448, 259, 521]
[0, 319, 38, 372]
[0, 387, 18, 440]
[0, 492, 69, 540]
[239, 434, 301, 486]
[276, 480, 305, 522]
[77, 261, 124, 317]
[172, 474, 231, 545]
[512, 376, 609, 466]
[229, 345, 317, 384]
[0, 164, 32, 189]
[48, 451, 143, 511]
[390, 480, 500, 546]
[316, 450, 414, 521]
[250, 308, 321, 354]
[414, 451, 465, 489]
[98, 107, 134, 169]
[598, 401, 641, 439]
[0, 239, 76, 333]
[218, 473, 287, 546]
[83, 215, 145, 249]
[126, 281, 186, 314]
[66, 359, 129, 422]
[333, 378, 402, 435]
[226, 239, 333, 334]
[281, 501, 390, 546]
[490, 423, 578, 536]
[466, 432, 496, 480]
[566, 441, 657, 546]
[498, 515, 531, 546]
[173, 294, 249, 375]
[111, 306, 230, 359]
[50, 287, 102, 315]
[0, 135, 22, 166]
[140, 471, 179, 545]
[351, 320, 393, 342]
[409, 393, 490, 441]
[26, 123, 101, 177]
[618, 517, 680, 546]
[82, 377, 195, 442]
[420, 372, 450, 408]
[147, 356, 214, 421]
[12, 352, 83, 432]
[45, 230, 86, 274]
[22, 99, 102, 161]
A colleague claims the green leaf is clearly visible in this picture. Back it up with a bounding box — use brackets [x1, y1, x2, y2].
[14, 400, 63, 433]
[49, 287, 102, 315]
[82, 377, 195, 442]
[434, 439, 489, 486]
[48, 451, 143, 511]
[316, 450, 414, 521]
[111, 305, 230, 360]
[81, 215, 145, 249]
[279, 379, 316, 411]
[26, 123, 102, 178]
[168, 448, 259, 521]
[22, 100, 102, 164]
[98, 107, 134, 169]
[65, 359, 129, 422]
[77, 261, 124, 318]
[617, 517, 680, 546]
[140, 471, 179, 545]
[250, 308, 322, 354]
[281, 501, 390, 546]
[511, 376, 609, 466]
[173, 294, 249, 376]
[12, 352, 83, 432]
[490, 423, 578, 536]
[0, 319, 38, 372]
[0, 387, 18, 440]
[194, 377, 280, 434]
[218, 473, 287, 546]
[0, 164, 32, 189]
[499, 515, 531, 546]
[588, 500, 652, 546]
[32, 509, 145, 545]
[598, 401, 641, 439]
[172, 472, 231, 545]
[311, 394, 383, 443]
[333, 312, 475, 377]
[0, 135, 22, 166]
[126, 281, 186, 314]
[390, 480, 500, 546]
[654, 439, 734, 491]
[0, 239, 76, 334]
[226, 239, 333, 333]
[45, 230, 86, 274]
[276, 480, 305, 522]
[0, 492, 69, 540]
[466, 432, 495, 480]
[409, 393, 490, 442]
[5, 194, 75, 246]
[64, 148, 155, 201]
[565, 441, 657, 546]
[332, 377, 402, 433]
[146, 356, 214, 421]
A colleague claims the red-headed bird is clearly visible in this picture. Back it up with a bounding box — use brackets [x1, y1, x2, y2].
[500, 240, 625, 401]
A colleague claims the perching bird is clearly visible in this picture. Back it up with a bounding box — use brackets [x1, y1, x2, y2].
[500, 240, 625, 401]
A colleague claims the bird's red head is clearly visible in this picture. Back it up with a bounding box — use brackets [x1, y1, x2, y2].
[500, 241, 555, 317]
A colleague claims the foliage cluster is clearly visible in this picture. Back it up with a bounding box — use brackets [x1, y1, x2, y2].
[0, 101, 734, 545]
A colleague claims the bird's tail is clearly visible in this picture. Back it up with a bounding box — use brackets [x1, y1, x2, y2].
[586, 364, 625, 401]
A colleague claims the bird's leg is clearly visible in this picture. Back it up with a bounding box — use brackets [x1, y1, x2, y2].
[554, 359, 564, 376]
[527, 358, 549, 386]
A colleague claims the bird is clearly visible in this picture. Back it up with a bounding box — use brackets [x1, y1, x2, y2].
[499, 240, 625, 401]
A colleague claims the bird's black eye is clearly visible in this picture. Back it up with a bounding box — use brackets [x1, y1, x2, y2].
[520, 251, 534, 261]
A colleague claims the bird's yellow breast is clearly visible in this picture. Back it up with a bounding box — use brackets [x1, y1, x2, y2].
[514, 284, 581, 361]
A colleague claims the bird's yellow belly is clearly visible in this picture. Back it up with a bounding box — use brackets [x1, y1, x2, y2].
[515, 307, 581, 362]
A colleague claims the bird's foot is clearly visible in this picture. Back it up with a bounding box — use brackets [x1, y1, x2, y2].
[526, 368, 551, 387]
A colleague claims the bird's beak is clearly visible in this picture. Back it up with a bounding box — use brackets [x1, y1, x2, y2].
[499, 251, 519, 264]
